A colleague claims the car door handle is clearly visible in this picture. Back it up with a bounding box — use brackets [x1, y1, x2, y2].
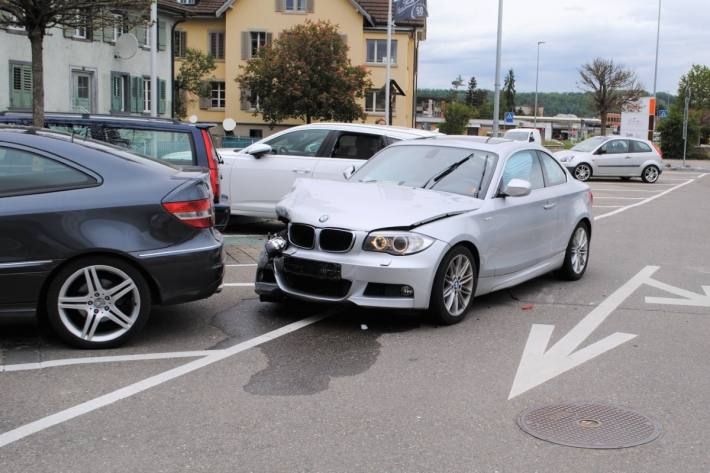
[543, 202, 556, 210]
[292, 169, 310, 174]
[625, 156, 633, 159]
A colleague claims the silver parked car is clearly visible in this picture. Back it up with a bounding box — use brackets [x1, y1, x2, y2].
[255, 137, 593, 324]
[554, 136, 663, 183]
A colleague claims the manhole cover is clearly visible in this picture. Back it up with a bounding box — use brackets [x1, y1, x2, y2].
[517, 402, 662, 449]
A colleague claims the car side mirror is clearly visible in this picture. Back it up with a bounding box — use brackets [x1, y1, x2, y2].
[247, 143, 272, 158]
[529, 136, 535, 143]
[343, 165, 356, 180]
[595, 148, 606, 155]
[502, 178, 532, 197]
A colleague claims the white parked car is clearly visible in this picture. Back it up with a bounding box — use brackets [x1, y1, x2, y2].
[554, 136, 663, 183]
[503, 128, 543, 144]
[219, 124, 437, 218]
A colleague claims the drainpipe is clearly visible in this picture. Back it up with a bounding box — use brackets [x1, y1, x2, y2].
[170, 16, 186, 119]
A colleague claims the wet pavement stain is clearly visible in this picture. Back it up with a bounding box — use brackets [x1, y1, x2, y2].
[244, 307, 423, 396]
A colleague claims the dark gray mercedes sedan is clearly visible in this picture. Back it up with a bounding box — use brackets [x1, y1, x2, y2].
[0, 128, 224, 348]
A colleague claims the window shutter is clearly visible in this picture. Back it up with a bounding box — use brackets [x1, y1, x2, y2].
[158, 21, 166, 51]
[306, 0, 315, 13]
[136, 24, 146, 46]
[10, 64, 33, 109]
[130, 76, 141, 112]
[266, 32, 273, 47]
[275, 0, 284, 12]
[86, 16, 94, 41]
[218, 32, 225, 59]
[159, 79, 166, 114]
[199, 96, 210, 110]
[103, 18, 113, 43]
[241, 31, 249, 59]
[110, 74, 120, 111]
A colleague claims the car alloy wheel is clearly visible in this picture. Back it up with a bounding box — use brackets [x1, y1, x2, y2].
[642, 166, 659, 183]
[574, 164, 592, 182]
[570, 227, 589, 275]
[558, 223, 591, 281]
[443, 255, 475, 317]
[47, 257, 151, 348]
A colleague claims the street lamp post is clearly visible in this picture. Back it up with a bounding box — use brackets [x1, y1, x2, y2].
[534, 41, 545, 127]
[492, 0, 503, 136]
[651, 0, 662, 138]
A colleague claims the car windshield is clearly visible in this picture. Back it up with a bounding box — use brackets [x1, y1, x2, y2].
[351, 145, 498, 199]
[504, 131, 530, 142]
[572, 136, 609, 152]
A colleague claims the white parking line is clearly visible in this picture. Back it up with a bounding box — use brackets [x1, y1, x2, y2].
[595, 178, 699, 221]
[590, 188, 664, 192]
[0, 351, 218, 373]
[223, 283, 255, 287]
[0, 314, 330, 448]
[226, 264, 258, 268]
[594, 196, 646, 200]
[593, 205, 623, 208]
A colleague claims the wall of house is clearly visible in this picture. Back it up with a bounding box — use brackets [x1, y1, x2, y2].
[175, 18, 227, 123]
[0, 15, 174, 116]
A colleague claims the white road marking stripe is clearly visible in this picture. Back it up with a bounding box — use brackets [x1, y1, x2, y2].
[223, 283, 255, 287]
[595, 178, 699, 221]
[0, 351, 218, 373]
[593, 205, 623, 208]
[590, 188, 665, 192]
[593, 196, 646, 200]
[0, 314, 329, 448]
[225, 264, 258, 268]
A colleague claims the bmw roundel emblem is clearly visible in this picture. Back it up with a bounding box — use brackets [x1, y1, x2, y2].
[319, 215, 329, 223]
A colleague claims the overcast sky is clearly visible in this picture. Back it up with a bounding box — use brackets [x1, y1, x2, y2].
[418, 0, 709, 94]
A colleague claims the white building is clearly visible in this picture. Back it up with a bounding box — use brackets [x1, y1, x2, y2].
[0, 8, 181, 117]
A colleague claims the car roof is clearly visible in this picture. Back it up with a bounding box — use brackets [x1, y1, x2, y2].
[0, 112, 213, 130]
[388, 134, 540, 155]
[280, 123, 438, 140]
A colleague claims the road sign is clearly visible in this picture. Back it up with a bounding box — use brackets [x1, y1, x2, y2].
[504, 112, 515, 124]
[658, 109, 668, 118]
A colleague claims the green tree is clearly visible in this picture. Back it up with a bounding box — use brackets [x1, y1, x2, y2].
[174, 48, 216, 119]
[503, 69, 516, 114]
[579, 58, 644, 135]
[657, 109, 699, 158]
[677, 65, 710, 143]
[237, 20, 371, 125]
[465, 76, 486, 109]
[0, 0, 150, 127]
[439, 102, 474, 135]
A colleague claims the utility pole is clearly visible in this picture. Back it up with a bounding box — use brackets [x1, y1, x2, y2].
[150, 0, 158, 118]
[534, 41, 545, 127]
[682, 84, 690, 168]
[492, 0, 503, 136]
[651, 0, 662, 138]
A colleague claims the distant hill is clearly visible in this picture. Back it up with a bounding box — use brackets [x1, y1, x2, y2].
[417, 89, 677, 118]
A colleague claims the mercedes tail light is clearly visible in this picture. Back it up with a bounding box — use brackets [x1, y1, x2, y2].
[201, 129, 220, 202]
[163, 198, 214, 229]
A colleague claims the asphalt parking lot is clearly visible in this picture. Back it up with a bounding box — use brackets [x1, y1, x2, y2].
[1, 169, 709, 472]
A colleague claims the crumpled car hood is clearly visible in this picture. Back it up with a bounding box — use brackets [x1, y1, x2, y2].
[277, 179, 482, 231]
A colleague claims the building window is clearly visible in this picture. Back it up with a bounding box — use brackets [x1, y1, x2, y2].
[143, 78, 152, 113]
[177, 0, 196, 4]
[111, 14, 128, 42]
[249, 129, 263, 139]
[366, 39, 397, 64]
[285, 0, 307, 11]
[174, 30, 187, 57]
[365, 89, 392, 114]
[10, 63, 32, 109]
[210, 82, 225, 109]
[73, 15, 89, 39]
[111, 74, 130, 113]
[209, 31, 225, 59]
[250, 31, 268, 58]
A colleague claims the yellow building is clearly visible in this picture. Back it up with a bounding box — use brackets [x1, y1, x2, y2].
[162, 0, 426, 138]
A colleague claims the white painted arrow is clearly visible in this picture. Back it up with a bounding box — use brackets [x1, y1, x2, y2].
[644, 278, 710, 308]
[508, 266, 660, 399]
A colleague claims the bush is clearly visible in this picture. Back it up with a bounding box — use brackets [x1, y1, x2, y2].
[439, 102, 474, 135]
[657, 110, 699, 159]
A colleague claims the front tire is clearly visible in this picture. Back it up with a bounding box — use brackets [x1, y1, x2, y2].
[641, 165, 660, 183]
[573, 163, 592, 182]
[429, 246, 477, 325]
[46, 256, 151, 349]
[558, 223, 590, 281]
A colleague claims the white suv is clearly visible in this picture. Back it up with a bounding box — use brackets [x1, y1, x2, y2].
[218, 123, 437, 218]
[554, 136, 663, 183]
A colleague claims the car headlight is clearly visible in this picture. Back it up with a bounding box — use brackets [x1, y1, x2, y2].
[559, 155, 573, 163]
[363, 231, 435, 256]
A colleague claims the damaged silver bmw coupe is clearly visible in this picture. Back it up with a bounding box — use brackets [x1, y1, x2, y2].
[255, 136, 593, 324]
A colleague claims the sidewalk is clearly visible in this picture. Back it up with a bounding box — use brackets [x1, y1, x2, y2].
[663, 159, 710, 172]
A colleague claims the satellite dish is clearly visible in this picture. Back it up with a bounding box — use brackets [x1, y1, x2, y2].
[188, 115, 198, 124]
[115, 33, 139, 60]
[222, 118, 236, 132]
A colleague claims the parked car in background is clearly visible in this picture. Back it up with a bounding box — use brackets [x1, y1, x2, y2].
[218, 124, 437, 218]
[554, 136, 663, 183]
[0, 128, 224, 348]
[0, 112, 229, 228]
[256, 136, 593, 324]
[503, 128, 543, 144]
